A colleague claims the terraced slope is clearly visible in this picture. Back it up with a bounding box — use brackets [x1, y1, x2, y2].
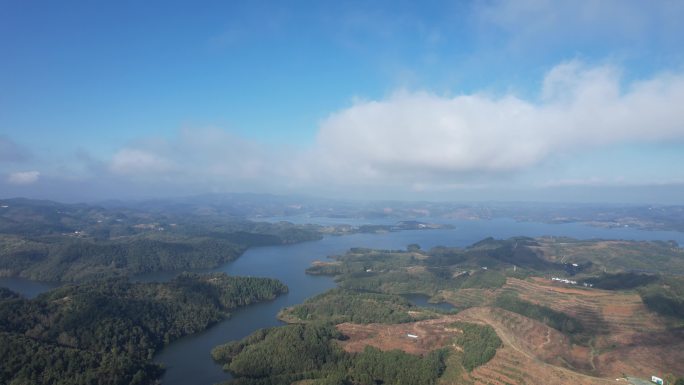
[532, 239, 684, 274]
[405, 276, 684, 383]
[503, 278, 667, 346]
[454, 307, 614, 385]
[438, 288, 496, 308]
[466, 343, 612, 385]
[451, 278, 684, 380]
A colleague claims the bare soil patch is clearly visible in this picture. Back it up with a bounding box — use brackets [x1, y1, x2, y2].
[335, 277, 684, 383]
[336, 315, 462, 356]
[466, 279, 684, 379]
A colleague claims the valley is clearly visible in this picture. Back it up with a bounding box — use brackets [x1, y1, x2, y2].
[2, 199, 684, 385]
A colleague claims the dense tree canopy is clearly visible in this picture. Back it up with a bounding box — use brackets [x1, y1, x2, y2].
[279, 288, 442, 324]
[0, 199, 322, 282]
[639, 275, 684, 320]
[212, 323, 449, 385]
[0, 273, 287, 385]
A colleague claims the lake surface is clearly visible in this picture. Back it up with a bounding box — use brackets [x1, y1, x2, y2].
[0, 276, 58, 299]
[3, 218, 684, 385]
[402, 293, 456, 312]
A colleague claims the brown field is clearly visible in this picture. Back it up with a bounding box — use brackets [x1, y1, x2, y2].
[531, 238, 684, 273]
[456, 304, 684, 384]
[336, 315, 462, 355]
[457, 307, 595, 374]
[501, 278, 662, 338]
[464, 342, 614, 385]
[335, 310, 614, 385]
[457, 306, 613, 385]
[499, 279, 684, 378]
[335, 277, 684, 384]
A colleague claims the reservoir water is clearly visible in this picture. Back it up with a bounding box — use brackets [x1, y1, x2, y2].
[0, 276, 57, 299]
[402, 293, 456, 312]
[2, 218, 684, 385]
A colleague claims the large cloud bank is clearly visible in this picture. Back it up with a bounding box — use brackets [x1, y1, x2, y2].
[101, 62, 684, 191]
[313, 62, 684, 181]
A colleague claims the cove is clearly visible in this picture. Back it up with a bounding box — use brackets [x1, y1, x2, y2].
[402, 293, 456, 312]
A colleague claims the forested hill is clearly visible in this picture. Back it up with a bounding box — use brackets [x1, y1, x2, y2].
[0, 198, 322, 282]
[0, 273, 287, 385]
[306, 236, 684, 298]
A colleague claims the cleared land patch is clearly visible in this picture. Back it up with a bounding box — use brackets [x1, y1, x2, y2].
[337, 315, 463, 356]
[452, 279, 684, 381]
[533, 238, 684, 274]
[344, 277, 684, 382]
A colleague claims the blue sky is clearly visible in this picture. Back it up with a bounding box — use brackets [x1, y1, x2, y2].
[2, 0, 684, 203]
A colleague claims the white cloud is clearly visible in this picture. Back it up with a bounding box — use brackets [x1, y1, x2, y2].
[105, 128, 296, 187]
[311, 61, 684, 183]
[99, 62, 684, 196]
[7, 171, 40, 185]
